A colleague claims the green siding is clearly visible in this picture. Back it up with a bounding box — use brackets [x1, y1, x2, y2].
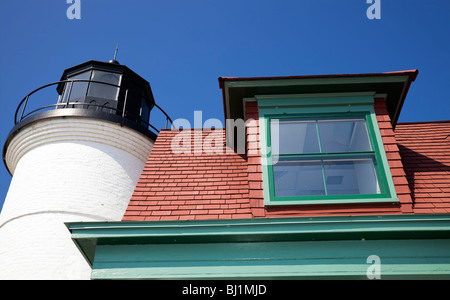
[91, 239, 450, 280]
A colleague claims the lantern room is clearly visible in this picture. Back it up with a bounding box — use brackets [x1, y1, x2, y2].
[56, 59, 155, 127]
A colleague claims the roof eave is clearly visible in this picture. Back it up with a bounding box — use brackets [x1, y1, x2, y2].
[67, 213, 450, 267]
[218, 70, 419, 128]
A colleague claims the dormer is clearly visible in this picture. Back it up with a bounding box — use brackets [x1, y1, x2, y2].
[219, 70, 418, 212]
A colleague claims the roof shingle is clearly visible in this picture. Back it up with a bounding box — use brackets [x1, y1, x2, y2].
[395, 121, 450, 213]
[123, 129, 251, 221]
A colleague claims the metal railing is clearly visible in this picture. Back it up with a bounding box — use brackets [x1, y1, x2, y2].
[14, 79, 173, 134]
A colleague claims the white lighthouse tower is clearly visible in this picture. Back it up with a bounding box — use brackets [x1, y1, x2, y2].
[0, 58, 171, 279]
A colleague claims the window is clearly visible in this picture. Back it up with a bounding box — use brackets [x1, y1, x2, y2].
[270, 116, 381, 199]
[257, 93, 399, 206]
[88, 70, 121, 100]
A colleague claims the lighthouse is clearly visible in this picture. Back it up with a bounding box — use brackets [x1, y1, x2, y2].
[0, 58, 171, 279]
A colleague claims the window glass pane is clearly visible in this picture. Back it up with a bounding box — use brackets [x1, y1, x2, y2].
[270, 119, 320, 155]
[273, 160, 325, 196]
[318, 119, 371, 153]
[67, 71, 91, 101]
[323, 158, 379, 195]
[88, 70, 121, 100]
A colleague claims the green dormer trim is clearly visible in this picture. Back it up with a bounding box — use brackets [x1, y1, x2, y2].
[219, 70, 418, 130]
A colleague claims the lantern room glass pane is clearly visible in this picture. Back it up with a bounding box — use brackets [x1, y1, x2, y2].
[66, 71, 91, 102]
[88, 70, 121, 100]
[140, 97, 150, 126]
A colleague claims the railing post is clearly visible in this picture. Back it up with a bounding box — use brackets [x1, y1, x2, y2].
[18, 95, 29, 124]
[65, 81, 74, 108]
[122, 89, 128, 118]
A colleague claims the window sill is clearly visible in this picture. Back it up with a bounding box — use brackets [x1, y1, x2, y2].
[264, 197, 399, 206]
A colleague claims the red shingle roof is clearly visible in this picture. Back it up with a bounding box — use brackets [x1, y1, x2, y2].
[123, 119, 450, 221]
[395, 121, 450, 213]
[123, 129, 252, 221]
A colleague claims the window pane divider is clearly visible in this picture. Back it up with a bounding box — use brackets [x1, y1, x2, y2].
[274, 151, 376, 160]
[320, 160, 328, 196]
[315, 119, 323, 153]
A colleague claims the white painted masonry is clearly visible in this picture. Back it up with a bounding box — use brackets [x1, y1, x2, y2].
[0, 116, 154, 279]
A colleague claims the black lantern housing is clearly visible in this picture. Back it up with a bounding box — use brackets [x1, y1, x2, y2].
[56, 60, 155, 127]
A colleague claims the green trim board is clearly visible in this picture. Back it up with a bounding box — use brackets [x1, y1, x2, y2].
[255, 91, 377, 107]
[91, 239, 450, 280]
[67, 214, 450, 279]
[223, 75, 411, 89]
[257, 93, 398, 206]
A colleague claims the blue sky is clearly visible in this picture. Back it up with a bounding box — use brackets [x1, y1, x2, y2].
[0, 0, 449, 211]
